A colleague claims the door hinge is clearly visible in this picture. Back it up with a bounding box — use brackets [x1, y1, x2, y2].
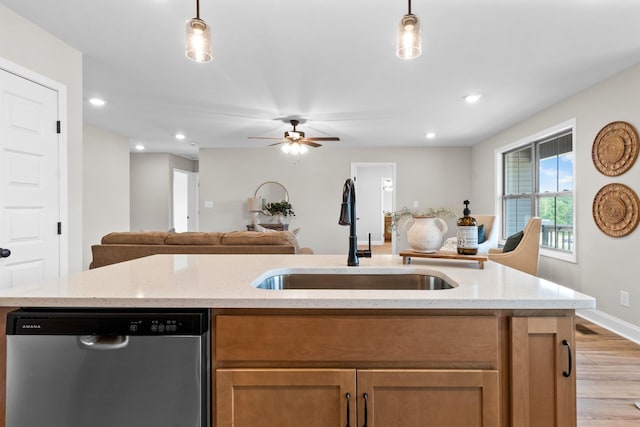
[57, 222, 62, 235]
[56, 121, 61, 134]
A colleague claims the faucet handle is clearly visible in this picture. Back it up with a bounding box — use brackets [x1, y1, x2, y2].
[356, 233, 372, 258]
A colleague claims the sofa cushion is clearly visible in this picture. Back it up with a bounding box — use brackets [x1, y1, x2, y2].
[101, 232, 169, 245]
[164, 232, 224, 245]
[222, 231, 301, 253]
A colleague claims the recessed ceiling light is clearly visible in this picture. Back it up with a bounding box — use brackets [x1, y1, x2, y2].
[425, 132, 436, 139]
[463, 94, 482, 104]
[89, 97, 106, 107]
[135, 144, 145, 151]
[175, 133, 185, 140]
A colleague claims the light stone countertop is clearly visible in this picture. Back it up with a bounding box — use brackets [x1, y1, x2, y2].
[0, 254, 595, 309]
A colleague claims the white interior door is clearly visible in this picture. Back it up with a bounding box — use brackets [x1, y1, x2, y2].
[0, 69, 60, 289]
[173, 169, 199, 232]
[173, 170, 188, 232]
[186, 170, 199, 231]
[351, 163, 396, 246]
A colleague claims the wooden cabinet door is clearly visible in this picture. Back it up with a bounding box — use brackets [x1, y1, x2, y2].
[511, 316, 575, 427]
[357, 369, 500, 427]
[216, 368, 355, 427]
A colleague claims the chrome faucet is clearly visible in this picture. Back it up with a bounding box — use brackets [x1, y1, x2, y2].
[339, 178, 372, 266]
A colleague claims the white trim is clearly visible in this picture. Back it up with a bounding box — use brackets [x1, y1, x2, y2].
[0, 56, 69, 276]
[577, 308, 640, 346]
[494, 118, 577, 264]
[350, 162, 397, 249]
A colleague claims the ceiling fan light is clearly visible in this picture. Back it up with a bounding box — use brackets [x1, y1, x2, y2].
[289, 142, 301, 155]
[299, 144, 308, 154]
[186, 17, 212, 63]
[396, 14, 422, 60]
[281, 143, 291, 154]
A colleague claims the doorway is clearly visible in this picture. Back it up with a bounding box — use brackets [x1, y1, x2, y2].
[0, 64, 66, 288]
[351, 163, 396, 253]
[172, 169, 199, 232]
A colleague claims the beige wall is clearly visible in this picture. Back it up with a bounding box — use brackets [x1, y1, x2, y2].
[83, 126, 130, 270]
[199, 147, 472, 254]
[130, 153, 197, 232]
[471, 63, 640, 328]
[0, 4, 83, 273]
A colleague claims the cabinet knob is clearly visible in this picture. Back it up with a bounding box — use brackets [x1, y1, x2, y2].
[0, 248, 10, 258]
[562, 339, 572, 377]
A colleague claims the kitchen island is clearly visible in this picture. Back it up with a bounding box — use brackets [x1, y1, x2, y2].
[0, 254, 595, 426]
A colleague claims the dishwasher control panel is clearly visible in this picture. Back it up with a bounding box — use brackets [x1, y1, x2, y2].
[6, 308, 209, 336]
[130, 318, 181, 334]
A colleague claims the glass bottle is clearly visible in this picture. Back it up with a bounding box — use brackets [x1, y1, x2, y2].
[457, 200, 478, 255]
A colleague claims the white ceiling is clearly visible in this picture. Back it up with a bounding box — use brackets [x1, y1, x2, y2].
[2, 0, 640, 159]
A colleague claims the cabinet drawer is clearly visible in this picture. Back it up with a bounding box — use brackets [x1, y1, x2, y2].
[216, 315, 498, 364]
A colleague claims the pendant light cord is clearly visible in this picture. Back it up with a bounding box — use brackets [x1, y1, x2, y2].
[196, 0, 200, 19]
[408, 0, 412, 14]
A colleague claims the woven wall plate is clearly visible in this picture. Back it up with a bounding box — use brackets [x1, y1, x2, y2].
[592, 121, 639, 176]
[592, 183, 639, 237]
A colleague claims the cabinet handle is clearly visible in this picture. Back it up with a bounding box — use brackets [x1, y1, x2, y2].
[363, 392, 369, 427]
[345, 392, 351, 427]
[562, 339, 572, 377]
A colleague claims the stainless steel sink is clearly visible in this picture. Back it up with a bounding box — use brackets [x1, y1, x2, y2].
[256, 273, 455, 290]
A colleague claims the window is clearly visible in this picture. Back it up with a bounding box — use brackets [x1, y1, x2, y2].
[501, 126, 575, 260]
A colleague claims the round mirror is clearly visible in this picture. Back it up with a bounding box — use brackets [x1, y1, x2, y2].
[254, 181, 289, 203]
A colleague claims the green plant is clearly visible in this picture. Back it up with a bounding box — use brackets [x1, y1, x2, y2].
[264, 200, 295, 217]
[385, 206, 454, 233]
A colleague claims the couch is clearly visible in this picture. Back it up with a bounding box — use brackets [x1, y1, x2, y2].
[90, 230, 308, 269]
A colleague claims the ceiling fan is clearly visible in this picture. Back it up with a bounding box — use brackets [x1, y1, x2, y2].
[248, 120, 340, 153]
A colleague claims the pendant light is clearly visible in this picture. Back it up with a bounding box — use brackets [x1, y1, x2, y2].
[396, 0, 422, 60]
[185, 0, 212, 63]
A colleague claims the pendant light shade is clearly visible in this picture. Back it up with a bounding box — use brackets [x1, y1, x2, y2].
[186, 0, 212, 63]
[396, 0, 422, 60]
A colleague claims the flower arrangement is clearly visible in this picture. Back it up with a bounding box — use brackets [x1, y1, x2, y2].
[264, 200, 295, 217]
[385, 206, 454, 233]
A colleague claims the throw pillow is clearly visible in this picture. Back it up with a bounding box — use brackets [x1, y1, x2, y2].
[255, 224, 275, 233]
[477, 224, 486, 244]
[502, 230, 524, 253]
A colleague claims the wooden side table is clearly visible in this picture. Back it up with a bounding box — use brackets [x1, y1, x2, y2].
[246, 224, 289, 231]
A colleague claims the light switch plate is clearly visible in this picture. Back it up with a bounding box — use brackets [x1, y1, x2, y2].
[620, 290, 630, 307]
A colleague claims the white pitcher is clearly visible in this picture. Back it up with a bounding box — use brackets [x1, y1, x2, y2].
[404, 216, 448, 253]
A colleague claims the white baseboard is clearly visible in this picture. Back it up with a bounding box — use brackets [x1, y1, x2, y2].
[577, 308, 640, 345]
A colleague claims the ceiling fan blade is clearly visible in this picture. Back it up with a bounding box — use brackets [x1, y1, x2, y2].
[304, 137, 340, 142]
[248, 136, 283, 140]
[300, 140, 322, 148]
[268, 141, 286, 146]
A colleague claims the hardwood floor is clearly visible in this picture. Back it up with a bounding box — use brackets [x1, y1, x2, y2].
[360, 241, 392, 255]
[576, 316, 640, 426]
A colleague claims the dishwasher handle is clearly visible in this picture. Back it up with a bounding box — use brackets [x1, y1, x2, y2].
[77, 335, 130, 350]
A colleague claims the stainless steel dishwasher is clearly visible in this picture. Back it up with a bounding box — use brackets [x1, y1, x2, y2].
[5, 308, 209, 427]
